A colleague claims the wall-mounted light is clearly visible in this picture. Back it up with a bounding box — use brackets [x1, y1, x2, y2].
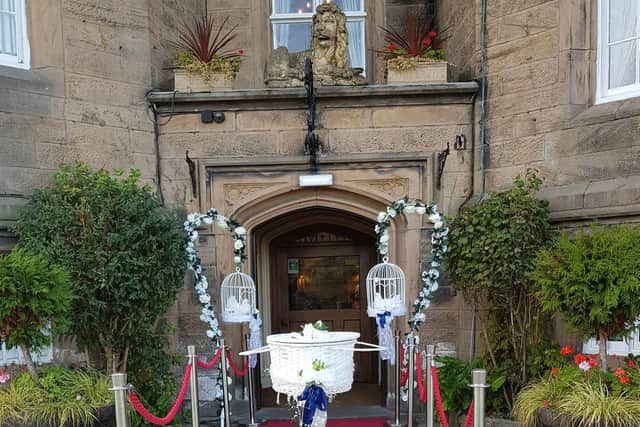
[299, 174, 333, 187]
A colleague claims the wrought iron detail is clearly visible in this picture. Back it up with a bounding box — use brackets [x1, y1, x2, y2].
[304, 58, 321, 172]
[185, 150, 197, 198]
[437, 142, 450, 190]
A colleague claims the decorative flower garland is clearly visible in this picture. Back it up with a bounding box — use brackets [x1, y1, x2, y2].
[374, 197, 448, 336]
[374, 198, 448, 401]
[183, 208, 249, 345]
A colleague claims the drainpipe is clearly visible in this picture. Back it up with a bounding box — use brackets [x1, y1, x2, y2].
[458, 90, 478, 214]
[478, 0, 489, 201]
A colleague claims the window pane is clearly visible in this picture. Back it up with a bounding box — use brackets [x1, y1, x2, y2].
[609, 0, 637, 43]
[332, 0, 363, 12]
[347, 20, 364, 69]
[287, 256, 360, 311]
[273, 0, 314, 14]
[0, 0, 15, 13]
[273, 22, 312, 52]
[609, 40, 636, 89]
[0, 12, 16, 55]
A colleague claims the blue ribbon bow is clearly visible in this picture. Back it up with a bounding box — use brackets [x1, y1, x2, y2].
[377, 311, 392, 329]
[298, 384, 328, 427]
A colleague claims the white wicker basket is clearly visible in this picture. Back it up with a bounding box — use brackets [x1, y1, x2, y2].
[240, 331, 382, 396]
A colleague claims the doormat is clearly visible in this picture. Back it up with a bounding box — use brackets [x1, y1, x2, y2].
[259, 419, 388, 427]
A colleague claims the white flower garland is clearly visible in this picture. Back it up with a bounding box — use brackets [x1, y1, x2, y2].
[374, 198, 448, 336]
[183, 208, 250, 345]
[374, 198, 448, 401]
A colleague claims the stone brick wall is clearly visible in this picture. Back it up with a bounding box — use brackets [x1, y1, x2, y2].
[439, 0, 640, 223]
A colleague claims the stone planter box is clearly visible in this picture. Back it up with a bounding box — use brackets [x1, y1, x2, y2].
[174, 70, 232, 93]
[535, 407, 575, 427]
[6, 405, 115, 427]
[387, 61, 448, 84]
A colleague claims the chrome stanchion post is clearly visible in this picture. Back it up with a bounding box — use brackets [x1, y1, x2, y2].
[187, 346, 200, 427]
[220, 339, 232, 427]
[425, 345, 435, 427]
[245, 334, 258, 427]
[111, 373, 129, 427]
[389, 332, 402, 427]
[471, 369, 488, 427]
[407, 336, 415, 427]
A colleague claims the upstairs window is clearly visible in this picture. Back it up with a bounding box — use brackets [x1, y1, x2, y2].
[270, 0, 366, 72]
[0, 0, 29, 68]
[597, 0, 640, 103]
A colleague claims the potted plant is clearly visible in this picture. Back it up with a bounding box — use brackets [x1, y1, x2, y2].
[172, 15, 242, 92]
[513, 346, 640, 427]
[379, 13, 447, 84]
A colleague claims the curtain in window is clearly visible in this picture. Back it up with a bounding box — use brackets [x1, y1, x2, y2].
[274, 0, 292, 48]
[346, 21, 364, 69]
[334, 0, 361, 12]
[608, 0, 637, 89]
[0, 0, 17, 56]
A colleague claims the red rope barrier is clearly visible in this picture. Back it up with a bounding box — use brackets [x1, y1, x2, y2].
[416, 352, 426, 402]
[463, 400, 474, 427]
[128, 362, 192, 425]
[431, 365, 449, 427]
[399, 345, 409, 386]
[196, 348, 223, 369]
[226, 351, 249, 377]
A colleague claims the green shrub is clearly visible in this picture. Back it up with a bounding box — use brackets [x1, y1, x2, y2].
[0, 248, 72, 380]
[532, 224, 640, 372]
[14, 162, 187, 419]
[444, 169, 555, 411]
[0, 367, 113, 427]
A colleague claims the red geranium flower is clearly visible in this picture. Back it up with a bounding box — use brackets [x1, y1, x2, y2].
[423, 39, 432, 46]
[551, 367, 559, 375]
[541, 400, 549, 407]
[620, 375, 631, 384]
[574, 354, 587, 365]
[429, 31, 437, 38]
[437, 43, 443, 49]
[388, 43, 396, 52]
[615, 367, 625, 377]
[628, 359, 636, 368]
[588, 358, 599, 368]
[560, 345, 575, 356]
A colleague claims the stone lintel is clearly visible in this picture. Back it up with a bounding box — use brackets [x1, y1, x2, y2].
[147, 82, 479, 113]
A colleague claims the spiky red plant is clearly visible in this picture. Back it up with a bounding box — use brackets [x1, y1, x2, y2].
[173, 15, 240, 63]
[378, 13, 443, 57]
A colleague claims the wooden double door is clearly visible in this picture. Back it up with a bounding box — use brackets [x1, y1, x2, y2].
[270, 225, 378, 384]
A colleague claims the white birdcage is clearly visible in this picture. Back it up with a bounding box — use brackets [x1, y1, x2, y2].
[220, 269, 256, 323]
[366, 259, 406, 318]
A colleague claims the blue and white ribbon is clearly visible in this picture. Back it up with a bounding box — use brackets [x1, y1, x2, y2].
[376, 311, 395, 364]
[298, 384, 328, 427]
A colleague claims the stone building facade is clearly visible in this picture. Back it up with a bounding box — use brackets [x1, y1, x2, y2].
[1, 0, 639, 407]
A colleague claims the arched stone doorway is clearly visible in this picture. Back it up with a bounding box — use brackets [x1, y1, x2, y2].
[252, 207, 384, 406]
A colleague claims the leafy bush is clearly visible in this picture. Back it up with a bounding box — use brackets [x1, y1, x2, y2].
[532, 224, 640, 372]
[0, 367, 112, 427]
[444, 170, 555, 411]
[0, 248, 72, 380]
[434, 356, 504, 416]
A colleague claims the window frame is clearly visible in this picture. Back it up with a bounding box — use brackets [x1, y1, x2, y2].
[0, 0, 30, 69]
[269, 0, 367, 72]
[596, 0, 640, 104]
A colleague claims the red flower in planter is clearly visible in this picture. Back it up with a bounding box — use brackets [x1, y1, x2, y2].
[615, 367, 625, 377]
[437, 43, 443, 49]
[588, 357, 600, 368]
[423, 38, 432, 46]
[620, 375, 631, 384]
[541, 400, 550, 407]
[551, 367, 559, 375]
[388, 43, 396, 52]
[560, 345, 575, 356]
[574, 353, 587, 365]
[628, 359, 636, 368]
[429, 31, 437, 38]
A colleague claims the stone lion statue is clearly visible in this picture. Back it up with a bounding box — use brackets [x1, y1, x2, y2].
[265, 3, 366, 87]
